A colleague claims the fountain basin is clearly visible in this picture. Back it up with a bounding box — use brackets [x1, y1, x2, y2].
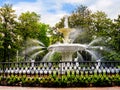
[48, 44, 85, 61]
[48, 44, 85, 52]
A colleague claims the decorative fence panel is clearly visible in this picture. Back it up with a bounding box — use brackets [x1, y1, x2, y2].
[0, 61, 120, 77]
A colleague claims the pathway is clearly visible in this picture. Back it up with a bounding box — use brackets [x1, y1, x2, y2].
[0, 86, 120, 90]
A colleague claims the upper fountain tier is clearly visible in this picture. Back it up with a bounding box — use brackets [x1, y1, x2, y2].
[58, 15, 73, 43]
[58, 28, 72, 43]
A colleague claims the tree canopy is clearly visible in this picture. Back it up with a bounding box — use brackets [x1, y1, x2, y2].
[0, 4, 119, 62]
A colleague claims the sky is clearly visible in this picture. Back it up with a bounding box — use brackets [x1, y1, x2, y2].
[0, 0, 120, 27]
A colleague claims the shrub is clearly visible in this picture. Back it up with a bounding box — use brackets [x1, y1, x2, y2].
[6, 75, 20, 86]
[0, 74, 120, 87]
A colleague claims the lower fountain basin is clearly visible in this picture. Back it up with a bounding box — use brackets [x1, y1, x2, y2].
[48, 44, 86, 61]
[48, 43, 85, 53]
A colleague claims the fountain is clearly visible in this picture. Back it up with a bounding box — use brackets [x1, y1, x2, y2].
[48, 16, 86, 61]
[24, 15, 105, 62]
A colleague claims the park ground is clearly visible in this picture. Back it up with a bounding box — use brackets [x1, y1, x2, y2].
[0, 86, 120, 90]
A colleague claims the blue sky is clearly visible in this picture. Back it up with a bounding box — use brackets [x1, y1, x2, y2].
[0, 0, 120, 26]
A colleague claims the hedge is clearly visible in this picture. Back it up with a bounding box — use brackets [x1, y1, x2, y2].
[0, 74, 120, 87]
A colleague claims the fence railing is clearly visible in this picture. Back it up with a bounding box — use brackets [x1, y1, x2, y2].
[0, 61, 120, 77]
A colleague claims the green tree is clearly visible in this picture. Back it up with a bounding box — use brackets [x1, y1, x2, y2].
[18, 11, 40, 40]
[113, 15, 120, 52]
[18, 11, 40, 60]
[37, 23, 50, 47]
[105, 15, 120, 61]
[69, 5, 92, 28]
[0, 4, 18, 62]
[91, 11, 113, 37]
[33, 23, 51, 61]
[55, 5, 92, 28]
[91, 12, 120, 61]
[49, 27, 63, 44]
[23, 23, 52, 61]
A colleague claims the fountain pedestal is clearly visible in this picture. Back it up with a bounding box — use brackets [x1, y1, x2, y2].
[61, 52, 73, 61]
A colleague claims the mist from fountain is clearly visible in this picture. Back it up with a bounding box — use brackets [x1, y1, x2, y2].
[85, 50, 98, 60]
[76, 51, 84, 61]
[31, 50, 45, 58]
[69, 29, 82, 43]
[42, 51, 54, 61]
[22, 39, 46, 59]
[25, 46, 45, 54]
[88, 38, 102, 46]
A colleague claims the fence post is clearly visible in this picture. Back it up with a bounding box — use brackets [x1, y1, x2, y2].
[2, 62, 5, 79]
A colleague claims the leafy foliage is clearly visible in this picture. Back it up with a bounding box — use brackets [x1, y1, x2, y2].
[0, 4, 18, 62]
[18, 11, 40, 39]
[1, 74, 120, 87]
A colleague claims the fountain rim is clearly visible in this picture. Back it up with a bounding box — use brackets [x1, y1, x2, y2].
[48, 43, 86, 52]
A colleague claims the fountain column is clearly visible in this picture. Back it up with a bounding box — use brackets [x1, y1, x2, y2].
[61, 52, 73, 61]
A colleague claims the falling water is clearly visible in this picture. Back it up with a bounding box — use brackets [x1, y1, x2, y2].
[30, 39, 45, 46]
[24, 46, 45, 54]
[77, 51, 84, 61]
[31, 50, 45, 58]
[88, 46, 103, 49]
[22, 39, 46, 60]
[24, 35, 106, 62]
[42, 50, 55, 62]
[95, 57, 105, 70]
[85, 49, 98, 60]
[88, 38, 102, 46]
[42, 52, 52, 62]
[48, 50, 56, 61]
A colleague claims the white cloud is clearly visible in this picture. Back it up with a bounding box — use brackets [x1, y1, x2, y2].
[89, 0, 120, 19]
[13, 1, 43, 16]
[63, 0, 85, 4]
[9, 0, 120, 27]
[13, 0, 65, 26]
[41, 13, 67, 26]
